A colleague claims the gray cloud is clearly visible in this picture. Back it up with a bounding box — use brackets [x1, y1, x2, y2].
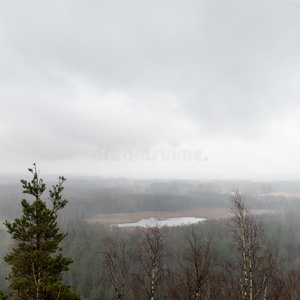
[1, 0, 300, 178]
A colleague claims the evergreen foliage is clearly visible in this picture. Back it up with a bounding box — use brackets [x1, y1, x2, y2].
[0, 290, 7, 300]
[4, 164, 80, 299]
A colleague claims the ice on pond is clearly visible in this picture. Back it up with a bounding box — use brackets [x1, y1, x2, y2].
[114, 217, 206, 228]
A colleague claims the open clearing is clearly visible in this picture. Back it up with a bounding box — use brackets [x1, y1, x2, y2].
[86, 207, 278, 226]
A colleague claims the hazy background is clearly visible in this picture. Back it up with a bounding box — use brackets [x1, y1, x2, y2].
[1, 0, 300, 180]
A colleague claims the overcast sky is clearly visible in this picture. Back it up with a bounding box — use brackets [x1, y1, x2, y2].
[1, 0, 300, 180]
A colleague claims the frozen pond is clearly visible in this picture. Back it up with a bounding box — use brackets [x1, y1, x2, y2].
[114, 217, 206, 228]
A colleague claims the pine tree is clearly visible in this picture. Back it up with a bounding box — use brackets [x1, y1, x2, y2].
[4, 164, 80, 300]
[0, 290, 7, 300]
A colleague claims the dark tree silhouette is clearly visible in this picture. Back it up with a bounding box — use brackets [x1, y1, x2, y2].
[4, 164, 80, 300]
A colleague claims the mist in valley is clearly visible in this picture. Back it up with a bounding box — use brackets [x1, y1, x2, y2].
[2, 0, 300, 298]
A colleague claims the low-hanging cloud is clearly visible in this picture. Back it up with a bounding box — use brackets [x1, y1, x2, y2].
[1, 0, 300, 178]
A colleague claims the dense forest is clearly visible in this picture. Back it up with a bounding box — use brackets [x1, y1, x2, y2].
[1, 176, 300, 299]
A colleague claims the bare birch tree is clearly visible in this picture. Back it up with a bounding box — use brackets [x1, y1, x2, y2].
[228, 189, 279, 300]
[134, 224, 167, 300]
[280, 266, 300, 300]
[100, 235, 132, 299]
[168, 227, 219, 300]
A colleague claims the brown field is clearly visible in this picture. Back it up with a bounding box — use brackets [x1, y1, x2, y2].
[85, 207, 278, 226]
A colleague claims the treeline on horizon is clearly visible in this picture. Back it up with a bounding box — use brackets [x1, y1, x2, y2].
[1, 178, 300, 298]
[1, 178, 300, 222]
[1, 204, 300, 298]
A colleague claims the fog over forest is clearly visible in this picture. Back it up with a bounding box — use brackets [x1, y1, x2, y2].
[2, 1, 300, 299]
